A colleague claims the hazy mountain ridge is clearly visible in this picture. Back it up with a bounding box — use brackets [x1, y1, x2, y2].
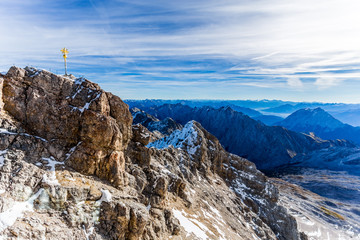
[126, 99, 360, 126]
[126, 99, 263, 117]
[276, 107, 360, 145]
[131, 103, 357, 170]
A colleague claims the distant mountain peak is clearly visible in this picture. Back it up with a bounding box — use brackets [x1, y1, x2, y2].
[279, 107, 344, 131]
[276, 107, 360, 145]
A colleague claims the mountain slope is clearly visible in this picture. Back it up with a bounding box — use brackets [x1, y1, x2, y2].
[135, 103, 355, 170]
[147, 120, 302, 240]
[253, 114, 284, 125]
[276, 108, 360, 145]
[272, 176, 360, 239]
[0, 67, 305, 240]
[131, 107, 182, 136]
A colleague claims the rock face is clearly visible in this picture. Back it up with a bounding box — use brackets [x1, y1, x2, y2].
[0, 67, 306, 239]
[148, 121, 302, 240]
[134, 103, 355, 170]
[2, 66, 132, 187]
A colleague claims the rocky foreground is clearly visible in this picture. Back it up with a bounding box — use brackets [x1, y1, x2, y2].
[0, 67, 307, 239]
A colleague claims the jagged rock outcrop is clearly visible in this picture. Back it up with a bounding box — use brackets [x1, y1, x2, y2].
[135, 103, 355, 170]
[2, 66, 132, 187]
[147, 121, 303, 240]
[0, 67, 306, 240]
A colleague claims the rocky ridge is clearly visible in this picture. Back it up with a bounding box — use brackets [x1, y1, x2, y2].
[131, 107, 182, 137]
[0, 67, 305, 239]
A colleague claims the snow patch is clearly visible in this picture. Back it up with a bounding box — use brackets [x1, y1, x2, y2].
[201, 208, 226, 240]
[147, 121, 199, 156]
[0, 190, 5, 195]
[0, 150, 8, 167]
[96, 189, 112, 204]
[0, 188, 44, 232]
[83, 226, 94, 240]
[307, 227, 322, 237]
[43, 156, 64, 171]
[0, 129, 16, 135]
[70, 92, 101, 113]
[41, 157, 64, 186]
[42, 174, 60, 186]
[65, 142, 82, 160]
[21, 133, 47, 142]
[173, 209, 210, 240]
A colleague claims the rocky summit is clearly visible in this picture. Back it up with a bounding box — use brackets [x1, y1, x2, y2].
[0, 67, 306, 239]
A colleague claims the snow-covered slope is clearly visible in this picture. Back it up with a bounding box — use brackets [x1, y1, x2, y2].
[276, 108, 360, 145]
[147, 121, 199, 155]
[272, 175, 360, 240]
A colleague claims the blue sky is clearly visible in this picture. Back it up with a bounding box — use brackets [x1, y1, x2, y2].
[2, 0, 360, 102]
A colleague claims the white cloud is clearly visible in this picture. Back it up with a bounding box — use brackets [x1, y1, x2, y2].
[287, 78, 303, 88]
[314, 78, 343, 89]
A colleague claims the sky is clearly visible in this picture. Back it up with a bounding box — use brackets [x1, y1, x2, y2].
[1, 0, 360, 102]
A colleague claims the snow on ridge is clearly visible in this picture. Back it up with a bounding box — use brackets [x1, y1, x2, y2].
[147, 121, 199, 155]
[172, 209, 210, 240]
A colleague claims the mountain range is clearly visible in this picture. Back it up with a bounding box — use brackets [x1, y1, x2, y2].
[129, 103, 358, 171]
[126, 99, 360, 126]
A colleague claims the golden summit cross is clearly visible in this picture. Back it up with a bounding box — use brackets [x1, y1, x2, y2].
[60, 47, 69, 75]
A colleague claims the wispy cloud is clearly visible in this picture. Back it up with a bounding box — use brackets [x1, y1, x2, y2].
[1, 0, 360, 102]
[314, 78, 343, 89]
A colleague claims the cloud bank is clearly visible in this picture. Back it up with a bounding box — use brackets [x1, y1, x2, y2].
[1, 0, 360, 102]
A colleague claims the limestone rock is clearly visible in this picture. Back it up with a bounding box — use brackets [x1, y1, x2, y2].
[2, 66, 132, 187]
